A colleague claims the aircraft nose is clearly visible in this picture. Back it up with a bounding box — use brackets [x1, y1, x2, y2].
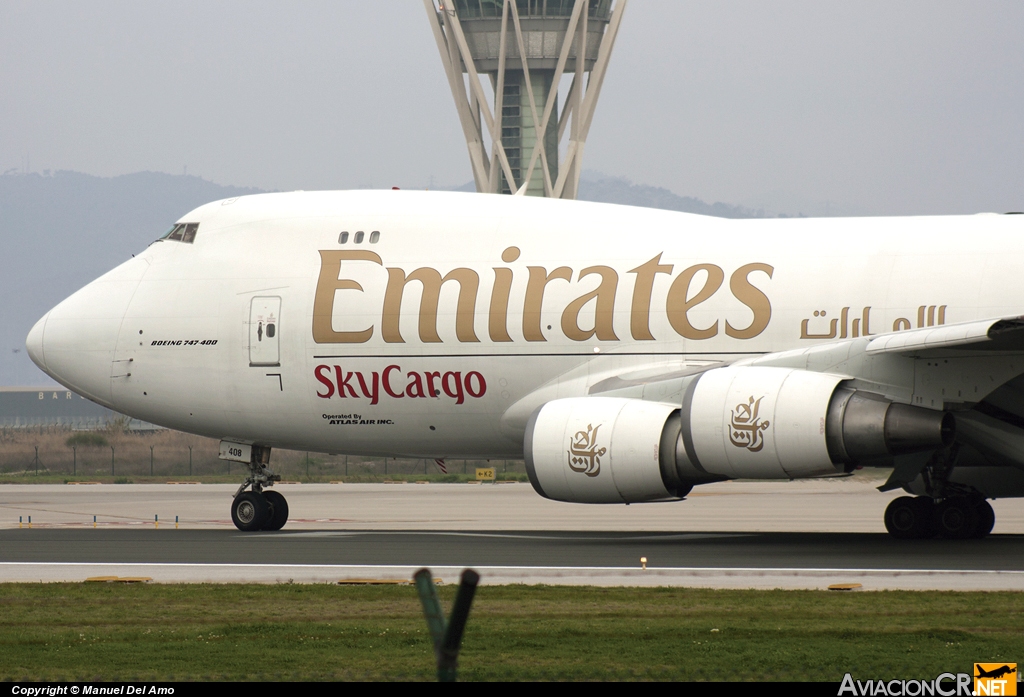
[33, 257, 149, 408]
[26, 312, 48, 373]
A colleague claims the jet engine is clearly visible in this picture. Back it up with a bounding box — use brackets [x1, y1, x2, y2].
[524, 367, 954, 504]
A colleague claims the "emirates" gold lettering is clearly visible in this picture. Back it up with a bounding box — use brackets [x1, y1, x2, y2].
[311, 248, 774, 345]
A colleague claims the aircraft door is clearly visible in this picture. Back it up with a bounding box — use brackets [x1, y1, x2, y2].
[249, 296, 281, 367]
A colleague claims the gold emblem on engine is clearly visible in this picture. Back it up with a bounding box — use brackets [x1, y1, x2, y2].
[568, 423, 607, 477]
[729, 396, 771, 452]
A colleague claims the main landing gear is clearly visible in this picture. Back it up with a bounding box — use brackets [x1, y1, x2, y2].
[882, 443, 996, 539]
[884, 495, 995, 539]
[231, 445, 289, 532]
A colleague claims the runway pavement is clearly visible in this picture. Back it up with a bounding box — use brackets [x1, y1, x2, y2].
[2, 478, 1022, 589]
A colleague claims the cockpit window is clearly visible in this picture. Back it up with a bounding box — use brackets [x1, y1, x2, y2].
[162, 224, 184, 241]
[159, 222, 199, 244]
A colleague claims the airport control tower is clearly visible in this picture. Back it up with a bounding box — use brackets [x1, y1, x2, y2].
[425, 0, 626, 198]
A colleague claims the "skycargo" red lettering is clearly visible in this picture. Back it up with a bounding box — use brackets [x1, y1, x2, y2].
[314, 365, 486, 405]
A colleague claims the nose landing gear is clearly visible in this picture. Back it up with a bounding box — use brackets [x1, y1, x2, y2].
[230, 445, 288, 532]
[231, 491, 269, 531]
[262, 490, 289, 531]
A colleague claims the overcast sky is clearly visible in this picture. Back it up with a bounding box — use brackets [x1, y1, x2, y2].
[2, 1, 1022, 216]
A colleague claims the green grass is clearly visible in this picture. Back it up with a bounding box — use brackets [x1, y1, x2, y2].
[0, 584, 1020, 681]
[64, 433, 110, 448]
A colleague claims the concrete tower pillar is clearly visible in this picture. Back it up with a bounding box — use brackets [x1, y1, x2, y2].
[425, 0, 626, 198]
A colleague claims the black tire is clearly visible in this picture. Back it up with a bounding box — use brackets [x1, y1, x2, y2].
[231, 491, 269, 532]
[972, 499, 995, 538]
[262, 490, 289, 531]
[934, 498, 979, 540]
[884, 496, 932, 539]
[912, 497, 935, 538]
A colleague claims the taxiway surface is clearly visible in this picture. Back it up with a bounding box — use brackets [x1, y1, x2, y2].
[2, 479, 1022, 589]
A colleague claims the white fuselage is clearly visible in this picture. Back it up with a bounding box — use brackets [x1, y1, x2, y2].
[26, 190, 1024, 459]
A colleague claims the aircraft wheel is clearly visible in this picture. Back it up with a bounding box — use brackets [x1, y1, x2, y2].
[971, 499, 995, 538]
[884, 496, 932, 539]
[232, 491, 269, 532]
[262, 490, 289, 531]
[934, 498, 979, 540]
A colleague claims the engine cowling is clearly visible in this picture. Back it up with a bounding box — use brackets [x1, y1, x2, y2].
[525, 397, 681, 504]
[524, 366, 955, 504]
[684, 366, 846, 480]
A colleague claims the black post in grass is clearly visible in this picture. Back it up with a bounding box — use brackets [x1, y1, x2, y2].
[414, 568, 480, 682]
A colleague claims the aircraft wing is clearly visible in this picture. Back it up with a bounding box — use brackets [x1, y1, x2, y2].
[865, 315, 1024, 354]
[507, 314, 1024, 442]
[516, 312, 1024, 508]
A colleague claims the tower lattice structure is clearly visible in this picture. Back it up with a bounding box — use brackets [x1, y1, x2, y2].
[425, 0, 626, 198]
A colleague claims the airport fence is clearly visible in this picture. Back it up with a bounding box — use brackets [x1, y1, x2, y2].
[0, 425, 526, 480]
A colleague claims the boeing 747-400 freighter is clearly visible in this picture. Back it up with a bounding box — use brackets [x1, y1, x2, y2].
[26, 190, 1024, 536]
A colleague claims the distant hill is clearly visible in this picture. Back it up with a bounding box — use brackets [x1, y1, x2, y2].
[577, 171, 770, 219]
[1, 171, 264, 385]
[452, 171, 773, 218]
